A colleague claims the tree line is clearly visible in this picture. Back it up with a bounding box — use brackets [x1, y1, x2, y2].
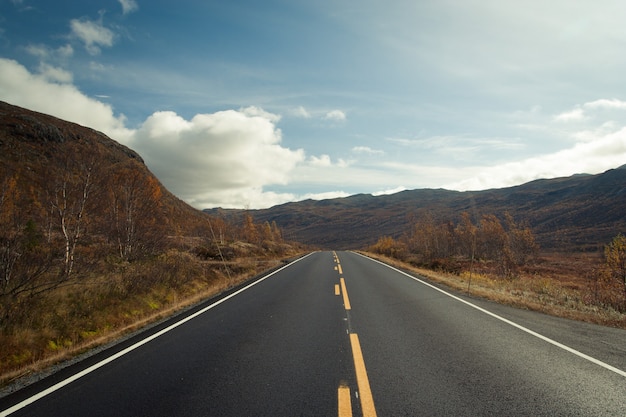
[370, 210, 626, 311]
[370, 211, 539, 278]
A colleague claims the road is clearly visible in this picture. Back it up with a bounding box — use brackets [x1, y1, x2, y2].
[1, 251, 625, 416]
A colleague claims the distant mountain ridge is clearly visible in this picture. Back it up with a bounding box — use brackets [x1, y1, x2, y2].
[208, 166, 626, 251]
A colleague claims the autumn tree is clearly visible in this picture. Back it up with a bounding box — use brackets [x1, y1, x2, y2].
[271, 220, 283, 243]
[261, 221, 273, 242]
[403, 212, 455, 264]
[0, 174, 54, 319]
[396, 210, 538, 278]
[242, 213, 260, 244]
[454, 212, 477, 260]
[370, 236, 406, 258]
[105, 161, 163, 261]
[504, 212, 538, 266]
[603, 233, 626, 309]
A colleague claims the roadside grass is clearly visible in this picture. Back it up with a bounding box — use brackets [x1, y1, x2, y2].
[0, 249, 290, 388]
[361, 251, 626, 330]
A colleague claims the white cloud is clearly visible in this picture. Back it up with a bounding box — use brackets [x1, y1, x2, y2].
[583, 98, 626, 110]
[70, 18, 115, 55]
[89, 61, 108, 72]
[352, 146, 384, 155]
[25, 44, 48, 59]
[130, 108, 305, 208]
[554, 108, 586, 122]
[240, 105, 281, 123]
[291, 105, 311, 118]
[301, 191, 351, 201]
[38, 63, 73, 83]
[554, 98, 626, 124]
[324, 109, 346, 121]
[307, 154, 351, 168]
[372, 186, 406, 196]
[118, 0, 139, 15]
[57, 44, 74, 58]
[308, 154, 332, 167]
[26, 43, 74, 60]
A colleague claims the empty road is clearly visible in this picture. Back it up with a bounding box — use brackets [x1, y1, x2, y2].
[1, 251, 625, 416]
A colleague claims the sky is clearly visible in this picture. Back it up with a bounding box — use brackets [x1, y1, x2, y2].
[1, 0, 626, 209]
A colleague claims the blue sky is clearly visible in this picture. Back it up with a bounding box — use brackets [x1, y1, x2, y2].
[2, 0, 626, 208]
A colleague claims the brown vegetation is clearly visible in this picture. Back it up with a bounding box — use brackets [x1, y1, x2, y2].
[369, 211, 538, 278]
[366, 212, 626, 329]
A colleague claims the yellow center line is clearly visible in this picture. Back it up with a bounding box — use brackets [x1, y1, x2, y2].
[350, 333, 377, 417]
[340, 278, 351, 310]
[334, 284, 340, 296]
[338, 384, 352, 417]
[335, 253, 378, 416]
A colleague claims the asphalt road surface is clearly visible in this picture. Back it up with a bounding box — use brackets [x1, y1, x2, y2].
[1, 251, 625, 416]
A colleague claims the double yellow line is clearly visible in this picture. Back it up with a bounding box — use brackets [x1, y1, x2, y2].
[333, 252, 378, 417]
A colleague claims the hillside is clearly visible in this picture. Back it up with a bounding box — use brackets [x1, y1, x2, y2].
[0, 101, 209, 233]
[209, 167, 626, 251]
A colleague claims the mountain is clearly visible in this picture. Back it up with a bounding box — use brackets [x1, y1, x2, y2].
[208, 168, 626, 251]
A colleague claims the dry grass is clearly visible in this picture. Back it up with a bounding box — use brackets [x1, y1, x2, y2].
[0, 251, 288, 388]
[361, 251, 626, 330]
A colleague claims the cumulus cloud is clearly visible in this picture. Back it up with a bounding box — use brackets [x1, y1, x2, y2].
[324, 109, 346, 121]
[129, 109, 304, 208]
[70, 18, 115, 55]
[118, 0, 139, 15]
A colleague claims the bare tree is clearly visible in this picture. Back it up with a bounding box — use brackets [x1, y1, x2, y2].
[106, 161, 163, 261]
[49, 158, 94, 279]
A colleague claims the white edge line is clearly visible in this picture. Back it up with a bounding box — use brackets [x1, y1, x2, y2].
[353, 252, 626, 378]
[0, 252, 315, 416]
